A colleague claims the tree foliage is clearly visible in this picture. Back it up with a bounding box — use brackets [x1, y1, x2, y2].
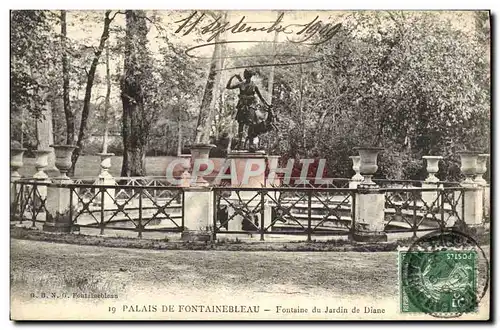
[10, 10, 490, 181]
[221, 11, 490, 180]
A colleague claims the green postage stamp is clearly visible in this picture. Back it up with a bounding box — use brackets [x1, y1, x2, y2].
[400, 250, 478, 315]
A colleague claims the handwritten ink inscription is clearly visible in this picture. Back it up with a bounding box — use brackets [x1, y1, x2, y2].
[174, 11, 342, 45]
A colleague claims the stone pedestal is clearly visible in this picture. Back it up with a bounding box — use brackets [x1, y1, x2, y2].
[43, 177, 73, 232]
[227, 151, 267, 188]
[475, 154, 490, 220]
[189, 144, 215, 187]
[458, 151, 483, 228]
[181, 188, 214, 241]
[461, 181, 483, 227]
[482, 185, 490, 220]
[353, 186, 387, 242]
[351, 147, 386, 242]
[180, 145, 215, 241]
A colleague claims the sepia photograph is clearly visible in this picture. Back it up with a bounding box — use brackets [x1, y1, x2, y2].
[9, 7, 491, 321]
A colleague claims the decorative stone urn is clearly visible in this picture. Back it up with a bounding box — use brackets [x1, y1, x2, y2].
[97, 153, 115, 180]
[458, 151, 479, 183]
[11, 147, 27, 180]
[354, 147, 384, 186]
[475, 154, 489, 184]
[51, 145, 77, 179]
[95, 153, 116, 210]
[422, 156, 443, 183]
[179, 158, 192, 188]
[349, 156, 363, 181]
[33, 150, 52, 180]
[189, 143, 215, 187]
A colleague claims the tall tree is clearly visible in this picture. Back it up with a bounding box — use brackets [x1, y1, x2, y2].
[194, 12, 224, 144]
[60, 10, 74, 145]
[101, 39, 112, 153]
[70, 10, 118, 175]
[267, 11, 281, 104]
[11, 10, 55, 146]
[120, 10, 151, 176]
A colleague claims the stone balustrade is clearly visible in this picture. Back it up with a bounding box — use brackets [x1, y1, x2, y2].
[10, 146, 490, 240]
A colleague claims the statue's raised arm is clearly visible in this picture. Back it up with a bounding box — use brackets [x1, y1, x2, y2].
[226, 74, 243, 90]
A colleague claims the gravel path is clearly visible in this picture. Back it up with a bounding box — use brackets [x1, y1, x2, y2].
[10, 239, 489, 321]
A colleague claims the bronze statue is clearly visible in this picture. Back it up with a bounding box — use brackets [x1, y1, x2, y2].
[226, 69, 275, 152]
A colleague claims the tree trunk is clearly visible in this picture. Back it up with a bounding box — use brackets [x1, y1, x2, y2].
[120, 10, 149, 177]
[20, 106, 24, 147]
[211, 15, 228, 141]
[267, 11, 280, 104]
[61, 10, 75, 146]
[101, 40, 111, 153]
[298, 57, 306, 149]
[70, 10, 114, 176]
[177, 120, 182, 156]
[194, 18, 223, 144]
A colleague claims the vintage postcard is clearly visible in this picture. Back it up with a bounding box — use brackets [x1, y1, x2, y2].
[10, 9, 491, 321]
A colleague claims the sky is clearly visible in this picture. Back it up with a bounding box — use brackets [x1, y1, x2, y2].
[62, 10, 354, 108]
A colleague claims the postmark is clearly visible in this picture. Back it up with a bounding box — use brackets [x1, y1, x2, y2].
[399, 229, 489, 318]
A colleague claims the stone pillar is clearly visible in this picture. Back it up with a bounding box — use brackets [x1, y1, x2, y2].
[353, 186, 387, 242]
[421, 156, 443, 209]
[348, 155, 363, 189]
[225, 151, 267, 233]
[475, 154, 490, 220]
[180, 144, 215, 241]
[96, 153, 116, 210]
[181, 187, 214, 242]
[43, 145, 77, 233]
[189, 143, 216, 187]
[352, 147, 386, 242]
[458, 152, 483, 228]
[227, 151, 267, 189]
